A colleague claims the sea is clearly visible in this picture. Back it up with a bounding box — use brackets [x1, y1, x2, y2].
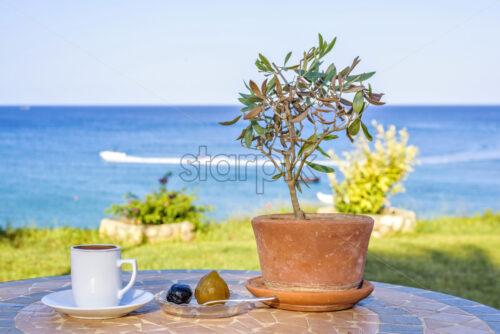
[0, 105, 499, 229]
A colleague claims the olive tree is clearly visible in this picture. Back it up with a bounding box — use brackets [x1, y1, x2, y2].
[220, 34, 385, 219]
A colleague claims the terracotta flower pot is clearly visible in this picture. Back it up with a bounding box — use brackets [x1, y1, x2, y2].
[251, 213, 374, 291]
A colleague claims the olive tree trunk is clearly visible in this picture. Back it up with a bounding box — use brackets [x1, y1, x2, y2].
[287, 181, 305, 220]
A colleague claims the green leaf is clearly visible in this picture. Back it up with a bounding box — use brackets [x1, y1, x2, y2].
[316, 146, 331, 158]
[349, 118, 361, 136]
[272, 172, 285, 180]
[259, 53, 274, 72]
[302, 52, 309, 72]
[284, 51, 292, 65]
[219, 115, 241, 126]
[318, 33, 323, 49]
[323, 134, 339, 141]
[305, 70, 325, 82]
[344, 74, 361, 87]
[243, 80, 251, 91]
[324, 37, 337, 55]
[347, 72, 375, 82]
[241, 104, 258, 112]
[255, 60, 267, 72]
[244, 125, 253, 148]
[353, 91, 364, 114]
[325, 64, 337, 82]
[298, 142, 313, 157]
[361, 121, 373, 141]
[305, 160, 334, 173]
[238, 97, 252, 106]
[295, 181, 302, 193]
[267, 76, 276, 94]
[359, 71, 375, 81]
[299, 177, 311, 189]
[298, 133, 317, 157]
[340, 66, 350, 76]
[251, 121, 267, 138]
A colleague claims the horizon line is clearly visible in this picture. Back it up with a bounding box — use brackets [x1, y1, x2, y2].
[1, 103, 500, 108]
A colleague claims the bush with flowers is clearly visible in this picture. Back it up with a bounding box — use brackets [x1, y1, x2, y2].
[105, 173, 209, 228]
[328, 121, 418, 214]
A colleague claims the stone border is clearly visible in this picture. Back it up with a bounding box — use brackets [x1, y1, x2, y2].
[99, 218, 195, 244]
[316, 207, 417, 237]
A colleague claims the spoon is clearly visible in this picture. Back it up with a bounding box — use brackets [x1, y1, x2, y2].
[202, 295, 277, 306]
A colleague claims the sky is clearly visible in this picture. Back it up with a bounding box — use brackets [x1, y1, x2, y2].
[0, 0, 499, 106]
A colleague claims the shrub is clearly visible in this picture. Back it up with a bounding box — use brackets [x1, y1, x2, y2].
[328, 121, 418, 214]
[105, 173, 209, 227]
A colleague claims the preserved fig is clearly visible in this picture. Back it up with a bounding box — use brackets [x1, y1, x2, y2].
[166, 283, 193, 304]
[195, 270, 230, 305]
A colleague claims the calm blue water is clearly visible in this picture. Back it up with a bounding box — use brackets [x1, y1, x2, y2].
[0, 106, 499, 228]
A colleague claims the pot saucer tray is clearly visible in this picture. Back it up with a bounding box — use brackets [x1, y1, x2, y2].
[245, 276, 374, 312]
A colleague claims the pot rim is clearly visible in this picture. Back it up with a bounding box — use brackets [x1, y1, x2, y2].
[252, 212, 374, 225]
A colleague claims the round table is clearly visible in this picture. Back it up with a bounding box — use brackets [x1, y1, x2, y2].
[0, 270, 498, 333]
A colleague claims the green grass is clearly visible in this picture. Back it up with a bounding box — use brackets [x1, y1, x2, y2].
[1, 211, 499, 308]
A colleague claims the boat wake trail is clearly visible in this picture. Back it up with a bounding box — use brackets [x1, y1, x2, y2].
[100, 149, 500, 166]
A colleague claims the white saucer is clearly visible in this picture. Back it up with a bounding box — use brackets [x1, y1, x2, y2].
[41, 288, 154, 319]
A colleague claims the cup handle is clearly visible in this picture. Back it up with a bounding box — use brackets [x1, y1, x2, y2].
[116, 259, 137, 300]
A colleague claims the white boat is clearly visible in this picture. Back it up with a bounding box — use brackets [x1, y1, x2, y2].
[99, 151, 181, 164]
[317, 192, 334, 204]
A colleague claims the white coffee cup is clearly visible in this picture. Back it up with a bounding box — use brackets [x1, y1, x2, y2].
[71, 244, 137, 308]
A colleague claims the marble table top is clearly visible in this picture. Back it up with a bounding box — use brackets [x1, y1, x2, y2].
[0, 270, 499, 333]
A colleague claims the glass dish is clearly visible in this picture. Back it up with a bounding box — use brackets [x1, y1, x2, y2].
[155, 290, 274, 318]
